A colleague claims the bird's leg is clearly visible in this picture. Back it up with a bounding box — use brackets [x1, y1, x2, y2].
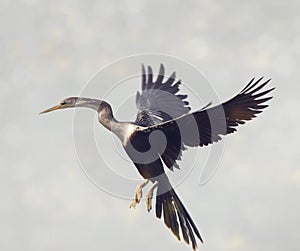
[146, 181, 158, 212]
[129, 179, 149, 209]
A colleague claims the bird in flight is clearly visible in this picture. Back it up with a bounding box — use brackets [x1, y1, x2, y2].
[40, 64, 274, 250]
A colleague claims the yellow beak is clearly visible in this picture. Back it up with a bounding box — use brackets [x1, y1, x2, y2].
[39, 104, 63, 114]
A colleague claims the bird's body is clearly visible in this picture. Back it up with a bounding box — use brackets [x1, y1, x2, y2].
[40, 64, 274, 251]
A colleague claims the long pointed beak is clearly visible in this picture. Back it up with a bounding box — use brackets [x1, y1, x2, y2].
[39, 104, 63, 114]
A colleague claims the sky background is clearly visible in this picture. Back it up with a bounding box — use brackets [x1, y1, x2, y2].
[1, 0, 300, 250]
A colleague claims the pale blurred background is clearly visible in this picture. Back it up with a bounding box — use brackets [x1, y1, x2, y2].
[1, 0, 300, 250]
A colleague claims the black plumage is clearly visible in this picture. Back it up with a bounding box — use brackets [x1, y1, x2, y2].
[40, 64, 274, 251]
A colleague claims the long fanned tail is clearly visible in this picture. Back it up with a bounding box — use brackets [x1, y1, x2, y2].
[155, 182, 203, 250]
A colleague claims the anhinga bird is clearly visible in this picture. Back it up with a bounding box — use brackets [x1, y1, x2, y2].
[40, 64, 274, 250]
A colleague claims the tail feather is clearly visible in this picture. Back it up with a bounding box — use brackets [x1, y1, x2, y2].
[163, 192, 180, 240]
[156, 194, 163, 218]
[171, 189, 203, 242]
[155, 184, 203, 250]
[177, 207, 190, 244]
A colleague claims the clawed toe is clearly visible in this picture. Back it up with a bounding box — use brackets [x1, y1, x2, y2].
[146, 181, 158, 212]
[146, 192, 153, 212]
[129, 179, 149, 209]
[129, 180, 158, 211]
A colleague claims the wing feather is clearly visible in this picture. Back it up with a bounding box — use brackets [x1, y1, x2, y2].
[138, 77, 274, 159]
[134, 64, 191, 170]
[135, 64, 190, 127]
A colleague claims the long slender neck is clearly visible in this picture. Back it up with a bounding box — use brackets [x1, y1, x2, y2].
[98, 105, 119, 132]
[77, 98, 133, 144]
[76, 98, 119, 130]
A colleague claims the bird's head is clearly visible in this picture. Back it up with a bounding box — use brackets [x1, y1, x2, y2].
[39, 97, 109, 114]
[39, 97, 84, 114]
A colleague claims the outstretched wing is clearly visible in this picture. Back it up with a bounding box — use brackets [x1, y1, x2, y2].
[134, 64, 191, 127]
[134, 64, 191, 170]
[136, 77, 274, 169]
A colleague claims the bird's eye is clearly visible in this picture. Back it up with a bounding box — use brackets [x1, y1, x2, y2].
[60, 101, 66, 105]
